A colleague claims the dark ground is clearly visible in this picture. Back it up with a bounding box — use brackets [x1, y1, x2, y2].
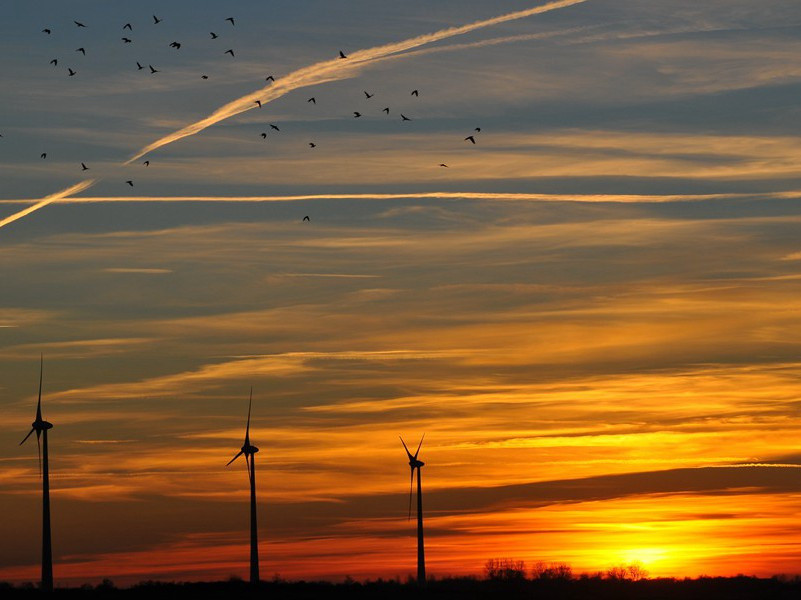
[3, 576, 801, 600]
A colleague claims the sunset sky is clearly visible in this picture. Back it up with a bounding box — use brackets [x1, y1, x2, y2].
[4, 0, 801, 586]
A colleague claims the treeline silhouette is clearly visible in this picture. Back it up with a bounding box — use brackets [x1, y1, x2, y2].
[2, 563, 801, 600]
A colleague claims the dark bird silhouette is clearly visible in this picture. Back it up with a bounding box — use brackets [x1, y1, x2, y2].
[41, 153, 47, 159]
[143, 160, 149, 166]
[411, 89, 419, 96]
[339, 50, 347, 59]
[74, 21, 86, 28]
[153, 15, 162, 24]
[76, 47, 86, 55]
[122, 37, 132, 43]
[137, 62, 144, 70]
[475, 127, 481, 132]
[123, 23, 132, 31]
[68, 68, 76, 76]
[255, 100, 261, 108]
[270, 124, 280, 131]
[401, 114, 411, 121]
[308, 142, 316, 148]
[260, 133, 267, 139]
[382, 107, 390, 114]
[81, 162, 88, 171]
[302, 216, 310, 222]
[307, 97, 316, 104]
[364, 91, 374, 99]
[225, 49, 235, 57]
[42, 28, 51, 34]
[210, 32, 218, 39]
[226, 17, 235, 26]
[265, 75, 275, 82]
[201, 75, 208, 79]
[464, 135, 476, 144]
[149, 65, 159, 73]
[50, 59, 57, 66]
[353, 111, 362, 118]
[169, 42, 181, 49]
[439, 163, 449, 168]
[125, 180, 133, 187]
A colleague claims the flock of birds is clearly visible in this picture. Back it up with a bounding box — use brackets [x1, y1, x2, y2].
[7, 13, 485, 221]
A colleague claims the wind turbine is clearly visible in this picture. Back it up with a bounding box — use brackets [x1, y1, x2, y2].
[227, 389, 260, 584]
[19, 356, 54, 592]
[400, 434, 426, 585]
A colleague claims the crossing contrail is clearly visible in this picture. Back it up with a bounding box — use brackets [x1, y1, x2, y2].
[0, 179, 96, 231]
[126, 0, 589, 162]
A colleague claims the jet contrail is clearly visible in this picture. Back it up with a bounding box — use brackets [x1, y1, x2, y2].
[0, 191, 777, 205]
[0, 179, 96, 230]
[126, 0, 589, 162]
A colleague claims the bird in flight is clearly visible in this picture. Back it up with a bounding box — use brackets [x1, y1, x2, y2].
[382, 107, 390, 114]
[226, 17, 235, 26]
[401, 114, 411, 121]
[439, 163, 449, 168]
[123, 23, 132, 30]
[122, 37, 132, 43]
[169, 42, 181, 49]
[137, 62, 144, 70]
[307, 97, 316, 104]
[153, 15, 162, 24]
[225, 49, 235, 57]
[302, 216, 310, 222]
[143, 160, 150, 166]
[210, 32, 219, 39]
[265, 75, 275, 82]
[41, 153, 47, 159]
[364, 91, 374, 99]
[42, 28, 51, 34]
[339, 50, 347, 59]
[260, 133, 267, 139]
[76, 47, 86, 55]
[411, 89, 419, 96]
[270, 124, 280, 131]
[74, 21, 86, 28]
[68, 68, 76, 76]
[308, 142, 316, 148]
[81, 162, 89, 171]
[353, 111, 362, 118]
[464, 135, 476, 144]
[255, 100, 262, 108]
[50, 59, 57, 66]
[201, 74, 208, 79]
[125, 180, 134, 187]
[475, 127, 481, 132]
[149, 65, 159, 73]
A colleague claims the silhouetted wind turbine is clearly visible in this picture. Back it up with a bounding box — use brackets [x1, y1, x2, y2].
[400, 435, 426, 585]
[227, 389, 260, 585]
[19, 357, 54, 592]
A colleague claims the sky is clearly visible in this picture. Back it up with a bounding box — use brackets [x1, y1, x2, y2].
[3, 0, 801, 586]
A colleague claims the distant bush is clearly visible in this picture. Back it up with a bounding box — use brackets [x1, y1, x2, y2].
[532, 561, 573, 581]
[484, 558, 527, 581]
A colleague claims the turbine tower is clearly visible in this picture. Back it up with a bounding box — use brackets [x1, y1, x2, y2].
[227, 389, 260, 585]
[400, 434, 426, 585]
[19, 356, 54, 592]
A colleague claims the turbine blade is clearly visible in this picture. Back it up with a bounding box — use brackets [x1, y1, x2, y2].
[399, 435, 413, 460]
[408, 467, 414, 520]
[36, 355, 44, 422]
[37, 432, 42, 476]
[246, 452, 254, 485]
[19, 428, 35, 446]
[226, 450, 244, 466]
[245, 387, 252, 445]
[414, 433, 425, 459]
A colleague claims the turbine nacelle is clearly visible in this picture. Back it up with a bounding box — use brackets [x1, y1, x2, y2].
[242, 444, 259, 455]
[32, 419, 53, 431]
[408, 458, 424, 469]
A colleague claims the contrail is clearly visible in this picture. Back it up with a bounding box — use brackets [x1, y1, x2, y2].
[0, 179, 96, 230]
[126, 0, 589, 162]
[0, 191, 779, 205]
